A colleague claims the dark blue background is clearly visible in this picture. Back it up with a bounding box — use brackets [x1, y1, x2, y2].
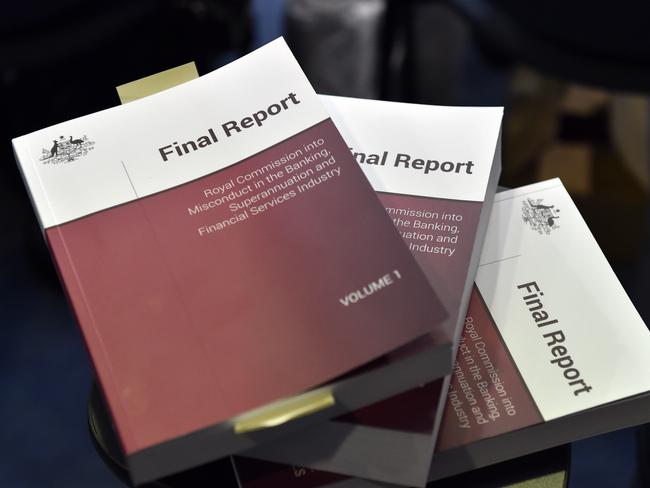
[1, 1, 648, 486]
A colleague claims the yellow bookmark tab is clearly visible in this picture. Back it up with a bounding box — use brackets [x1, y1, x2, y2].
[116, 62, 199, 104]
[233, 387, 336, 434]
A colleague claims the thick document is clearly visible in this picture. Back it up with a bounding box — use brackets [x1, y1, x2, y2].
[233, 179, 650, 487]
[12, 39, 448, 484]
[239, 95, 503, 487]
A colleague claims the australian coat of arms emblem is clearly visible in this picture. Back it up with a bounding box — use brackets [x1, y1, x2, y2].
[39, 135, 95, 164]
[522, 197, 560, 235]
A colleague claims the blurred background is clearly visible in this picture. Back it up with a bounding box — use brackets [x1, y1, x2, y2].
[2, 1, 650, 486]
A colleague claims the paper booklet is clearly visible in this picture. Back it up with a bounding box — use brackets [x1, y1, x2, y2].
[233, 179, 650, 487]
[12, 39, 450, 484]
[238, 95, 503, 487]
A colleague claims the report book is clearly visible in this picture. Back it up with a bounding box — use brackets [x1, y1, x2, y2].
[233, 179, 650, 487]
[239, 95, 503, 487]
[12, 39, 449, 484]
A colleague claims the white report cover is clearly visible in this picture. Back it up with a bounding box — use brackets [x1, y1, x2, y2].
[12, 39, 453, 485]
[233, 179, 650, 487]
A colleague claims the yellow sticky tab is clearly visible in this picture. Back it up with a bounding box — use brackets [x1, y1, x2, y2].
[233, 388, 336, 434]
[116, 62, 199, 104]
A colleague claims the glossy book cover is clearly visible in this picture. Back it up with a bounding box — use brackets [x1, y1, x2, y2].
[12, 39, 447, 484]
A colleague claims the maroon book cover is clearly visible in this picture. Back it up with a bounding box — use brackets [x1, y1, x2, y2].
[12, 40, 447, 484]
